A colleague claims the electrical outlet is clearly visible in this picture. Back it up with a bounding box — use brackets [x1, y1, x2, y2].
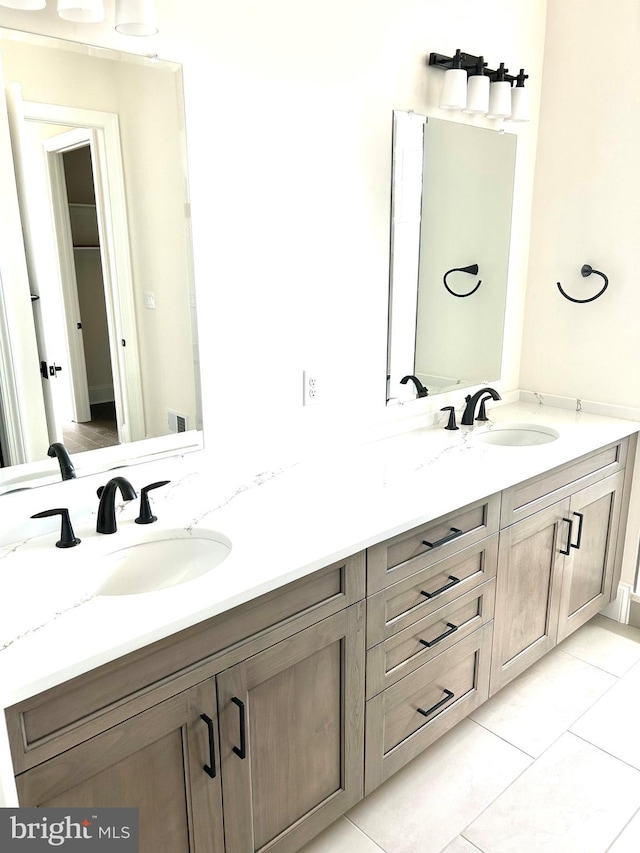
[303, 370, 320, 406]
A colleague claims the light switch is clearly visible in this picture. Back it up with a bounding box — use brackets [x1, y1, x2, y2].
[143, 292, 156, 310]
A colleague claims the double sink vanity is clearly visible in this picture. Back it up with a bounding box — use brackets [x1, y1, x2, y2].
[0, 398, 638, 852]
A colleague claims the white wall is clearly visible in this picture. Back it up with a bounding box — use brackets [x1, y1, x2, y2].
[0, 0, 548, 474]
[521, 0, 640, 410]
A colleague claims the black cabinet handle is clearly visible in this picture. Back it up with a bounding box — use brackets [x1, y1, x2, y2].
[417, 689, 455, 718]
[419, 622, 458, 649]
[422, 527, 463, 550]
[571, 512, 584, 550]
[420, 576, 461, 599]
[231, 697, 246, 759]
[560, 517, 573, 555]
[200, 714, 216, 778]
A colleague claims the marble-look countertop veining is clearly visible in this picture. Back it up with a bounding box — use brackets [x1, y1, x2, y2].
[0, 400, 638, 805]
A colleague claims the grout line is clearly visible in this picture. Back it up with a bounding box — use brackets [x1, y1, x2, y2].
[568, 729, 640, 776]
[344, 816, 388, 852]
[605, 804, 640, 851]
[468, 716, 539, 760]
[458, 834, 486, 852]
[556, 643, 640, 679]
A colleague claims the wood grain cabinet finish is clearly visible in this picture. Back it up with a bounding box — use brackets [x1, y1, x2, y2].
[366, 535, 498, 649]
[557, 472, 624, 642]
[490, 500, 568, 695]
[364, 624, 492, 795]
[217, 602, 365, 853]
[367, 495, 500, 595]
[16, 680, 224, 853]
[7, 552, 365, 774]
[490, 470, 627, 695]
[366, 579, 495, 699]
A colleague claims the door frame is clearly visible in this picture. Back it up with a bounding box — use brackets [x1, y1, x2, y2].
[22, 100, 144, 444]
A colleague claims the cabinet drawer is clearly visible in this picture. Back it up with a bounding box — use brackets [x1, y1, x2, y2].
[501, 438, 628, 527]
[367, 579, 495, 698]
[365, 623, 492, 794]
[7, 552, 366, 774]
[367, 495, 499, 595]
[367, 535, 498, 648]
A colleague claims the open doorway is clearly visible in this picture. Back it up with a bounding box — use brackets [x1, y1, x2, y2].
[58, 144, 118, 453]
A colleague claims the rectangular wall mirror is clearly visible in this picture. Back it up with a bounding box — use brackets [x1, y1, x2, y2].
[386, 112, 517, 403]
[0, 28, 202, 492]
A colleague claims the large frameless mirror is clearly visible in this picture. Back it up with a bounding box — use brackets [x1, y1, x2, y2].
[0, 29, 202, 492]
[386, 112, 517, 403]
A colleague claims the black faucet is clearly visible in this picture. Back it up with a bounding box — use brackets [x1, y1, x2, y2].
[47, 442, 76, 481]
[460, 387, 502, 426]
[400, 375, 429, 398]
[96, 476, 137, 534]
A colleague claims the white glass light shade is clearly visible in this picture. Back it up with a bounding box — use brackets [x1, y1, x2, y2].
[464, 75, 490, 114]
[115, 0, 158, 36]
[508, 85, 530, 122]
[439, 68, 467, 110]
[487, 80, 512, 119]
[57, 0, 104, 22]
[0, 0, 45, 8]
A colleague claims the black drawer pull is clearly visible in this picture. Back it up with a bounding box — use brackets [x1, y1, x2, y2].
[422, 527, 463, 550]
[560, 517, 573, 555]
[572, 512, 584, 550]
[421, 575, 461, 599]
[231, 697, 247, 759]
[200, 713, 216, 779]
[417, 689, 455, 718]
[419, 622, 458, 649]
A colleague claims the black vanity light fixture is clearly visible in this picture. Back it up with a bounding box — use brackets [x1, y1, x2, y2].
[0, 0, 159, 35]
[428, 50, 529, 122]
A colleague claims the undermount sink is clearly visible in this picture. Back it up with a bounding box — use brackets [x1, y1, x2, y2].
[474, 423, 560, 447]
[97, 528, 231, 596]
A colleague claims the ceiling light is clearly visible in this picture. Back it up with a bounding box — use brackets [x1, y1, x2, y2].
[57, 0, 105, 23]
[438, 49, 467, 111]
[115, 0, 158, 36]
[0, 0, 46, 8]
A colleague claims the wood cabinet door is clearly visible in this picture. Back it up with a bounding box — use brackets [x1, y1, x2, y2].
[490, 500, 570, 695]
[557, 472, 624, 642]
[16, 681, 224, 853]
[217, 602, 365, 853]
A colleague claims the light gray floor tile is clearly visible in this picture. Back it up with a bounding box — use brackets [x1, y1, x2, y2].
[464, 732, 640, 853]
[440, 836, 484, 852]
[608, 807, 640, 852]
[570, 658, 640, 769]
[347, 719, 531, 853]
[298, 817, 384, 853]
[471, 647, 616, 756]
[558, 615, 640, 676]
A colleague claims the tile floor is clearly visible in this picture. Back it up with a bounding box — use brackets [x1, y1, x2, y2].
[62, 402, 119, 454]
[301, 614, 640, 853]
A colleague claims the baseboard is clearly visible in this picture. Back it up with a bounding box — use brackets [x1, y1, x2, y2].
[601, 583, 633, 624]
[89, 384, 115, 405]
[629, 595, 640, 630]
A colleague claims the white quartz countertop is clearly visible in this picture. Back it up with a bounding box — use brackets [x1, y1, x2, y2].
[1, 401, 638, 714]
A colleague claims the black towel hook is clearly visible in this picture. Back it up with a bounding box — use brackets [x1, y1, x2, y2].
[557, 264, 608, 304]
[443, 263, 482, 298]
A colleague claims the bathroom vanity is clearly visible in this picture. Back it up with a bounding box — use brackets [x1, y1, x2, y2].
[0, 402, 638, 853]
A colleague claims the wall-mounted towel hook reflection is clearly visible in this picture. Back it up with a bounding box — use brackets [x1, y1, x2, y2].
[557, 264, 609, 304]
[443, 264, 482, 298]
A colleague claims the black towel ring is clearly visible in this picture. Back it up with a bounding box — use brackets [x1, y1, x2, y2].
[557, 264, 608, 304]
[443, 264, 482, 298]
